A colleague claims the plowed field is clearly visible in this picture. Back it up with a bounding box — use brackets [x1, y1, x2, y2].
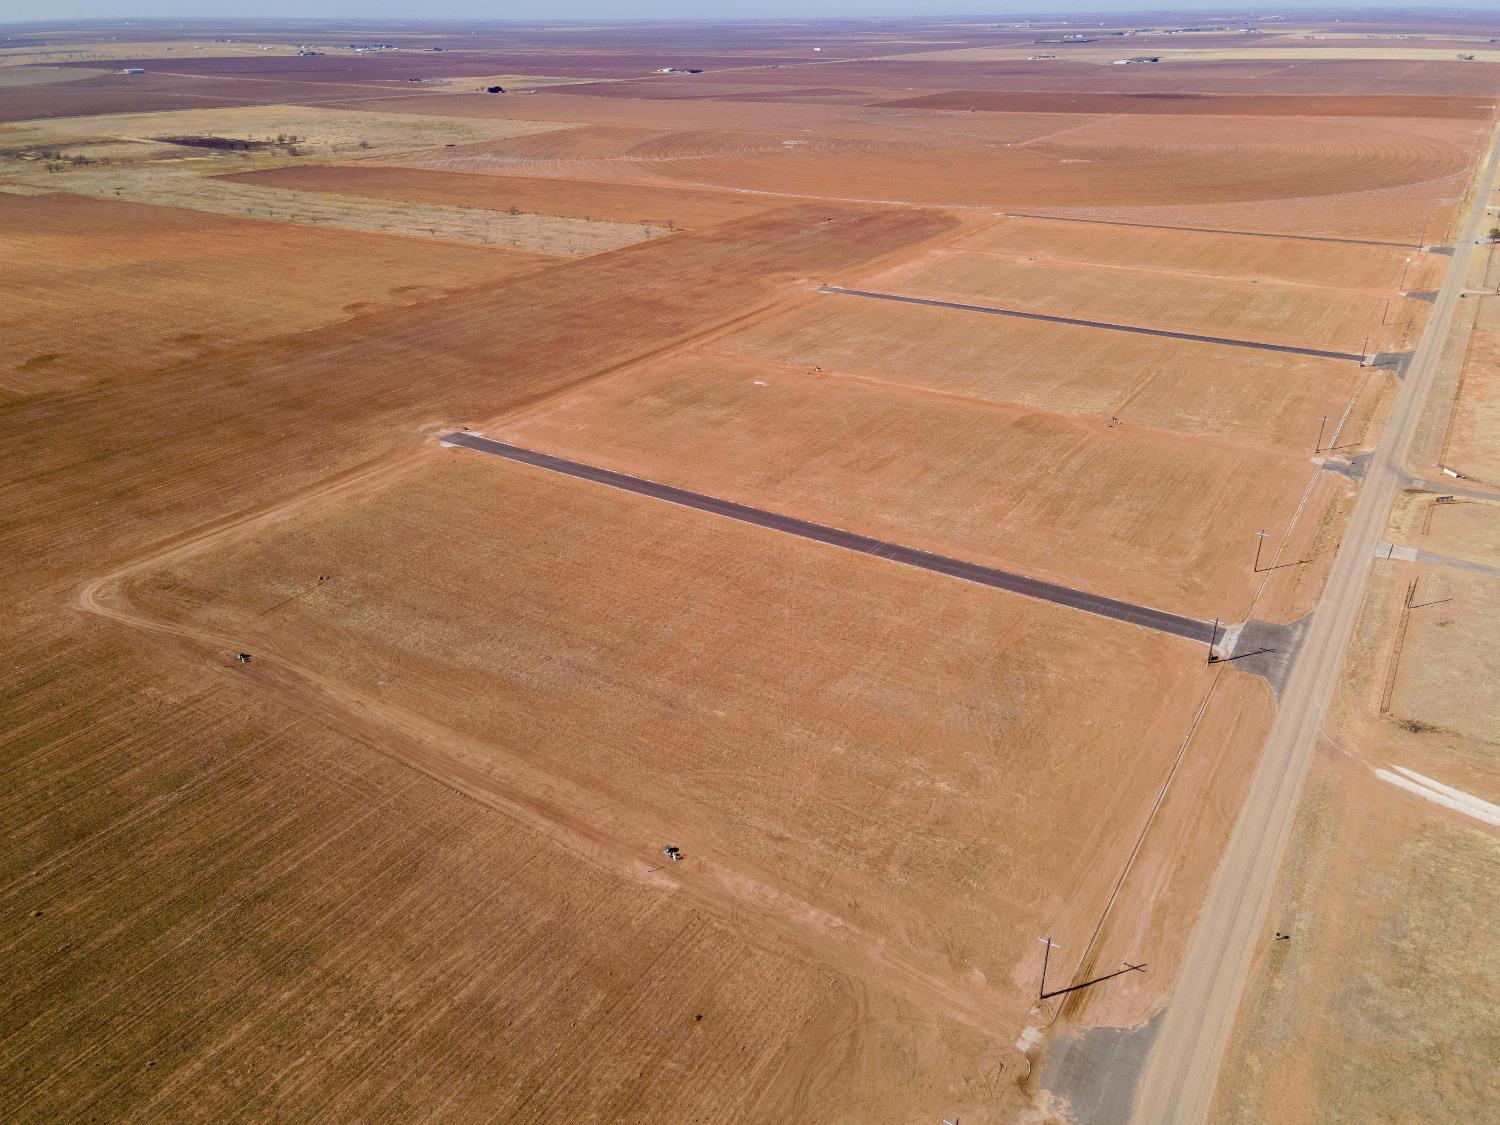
[493, 351, 1309, 620]
[713, 296, 1361, 452]
[866, 250, 1385, 353]
[0, 192, 548, 394]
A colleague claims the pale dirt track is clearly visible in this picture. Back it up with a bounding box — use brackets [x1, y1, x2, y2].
[1130, 123, 1500, 1125]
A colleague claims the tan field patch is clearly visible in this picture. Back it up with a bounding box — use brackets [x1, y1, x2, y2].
[0, 103, 570, 158]
[1212, 746, 1500, 1124]
[963, 215, 1414, 289]
[219, 163, 779, 228]
[0, 104, 650, 256]
[1445, 327, 1500, 482]
[1389, 491, 1500, 565]
[494, 350, 1308, 619]
[0, 192, 551, 394]
[10, 160, 670, 255]
[418, 73, 596, 93]
[1387, 566, 1500, 745]
[863, 249, 1384, 352]
[713, 295, 1361, 453]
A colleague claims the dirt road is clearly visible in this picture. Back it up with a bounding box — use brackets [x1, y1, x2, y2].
[1129, 124, 1500, 1125]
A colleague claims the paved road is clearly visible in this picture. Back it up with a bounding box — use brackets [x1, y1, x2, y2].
[1130, 125, 1500, 1125]
[1002, 212, 1421, 249]
[443, 432, 1215, 643]
[1406, 475, 1500, 502]
[820, 287, 1365, 361]
[1377, 540, 1500, 578]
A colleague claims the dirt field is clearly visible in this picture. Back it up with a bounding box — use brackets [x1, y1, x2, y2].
[0, 192, 549, 395]
[0, 201, 953, 590]
[963, 216, 1416, 289]
[713, 295, 1363, 453]
[863, 249, 1385, 353]
[1, 612, 869, 1123]
[110, 450, 1220, 1034]
[493, 349, 1310, 620]
[3, 15, 1493, 1124]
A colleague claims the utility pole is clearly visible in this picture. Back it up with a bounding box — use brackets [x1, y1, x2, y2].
[1253, 529, 1269, 573]
[1361, 335, 1371, 365]
[1207, 618, 1220, 665]
[1315, 414, 1328, 454]
[1400, 256, 1413, 289]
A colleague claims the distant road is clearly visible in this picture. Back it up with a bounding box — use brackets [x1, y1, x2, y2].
[444, 432, 1215, 643]
[1130, 125, 1500, 1125]
[820, 286, 1365, 361]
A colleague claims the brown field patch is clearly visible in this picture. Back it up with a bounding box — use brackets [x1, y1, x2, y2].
[493, 351, 1309, 619]
[0, 192, 550, 394]
[712, 296, 1361, 452]
[220, 162, 779, 227]
[863, 250, 1384, 352]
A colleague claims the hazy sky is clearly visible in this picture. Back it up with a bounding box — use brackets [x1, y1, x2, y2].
[3, 0, 1473, 27]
